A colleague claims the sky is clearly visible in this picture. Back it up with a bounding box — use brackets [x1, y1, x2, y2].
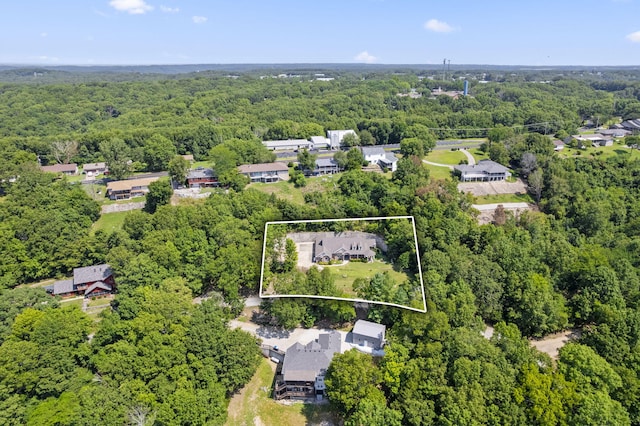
[1, 0, 639, 66]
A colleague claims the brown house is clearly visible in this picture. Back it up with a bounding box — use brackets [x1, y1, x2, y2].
[40, 163, 78, 175]
[238, 162, 289, 183]
[186, 168, 218, 188]
[106, 177, 159, 200]
[45, 264, 116, 298]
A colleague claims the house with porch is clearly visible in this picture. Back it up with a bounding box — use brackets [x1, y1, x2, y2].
[45, 264, 116, 298]
[361, 147, 398, 172]
[313, 158, 340, 175]
[238, 162, 289, 183]
[186, 168, 218, 188]
[568, 134, 614, 147]
[454, 160, 511, 182]
[274, 331, 342, 400]
[40, 163, 78, 175]
[313, 233, 377, 263]
[106, 177, 159, 200]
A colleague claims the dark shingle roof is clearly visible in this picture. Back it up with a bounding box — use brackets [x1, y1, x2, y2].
[361, 147, 385, 157]
[51, 279, 74, 295]
[455, 159, 509, 174]
[187, 168, 216, 179]
[281, 331, 341, 382]
[74, 264, 113, 285]
[85, 281, 112, 296]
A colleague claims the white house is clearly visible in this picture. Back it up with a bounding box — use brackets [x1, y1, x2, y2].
[327, 130, 357, 149]
[361, 147, 398, 172]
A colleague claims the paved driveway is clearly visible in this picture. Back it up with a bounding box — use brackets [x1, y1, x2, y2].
[295, 242, 314, 269]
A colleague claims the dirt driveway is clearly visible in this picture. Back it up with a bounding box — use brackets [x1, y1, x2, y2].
[295, 242, 314, 270]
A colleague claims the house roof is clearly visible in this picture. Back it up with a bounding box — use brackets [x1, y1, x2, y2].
[40, 163, 77, 173]
[621, 119, 640, 130]
[281, 331, 341, 382]
[553, 140, 565, 146]
[571, 133, 612, 142]
[314, 235, 376, 259]
[238, 162, 289, 174]
[262, 139, 311, 148]
[74, 264, 113, 285]
[455, 159, 510, 174]
[106, 177, 159, 192]
[361, 147, 385, 157]
[83, 162, 106, 171]
[315, 158, 337, 168]
[51, 279, 74, 295]
[187, 168, 216, 180]
[382, 152, 398, 163]
[85, 281, 112, 296]
[353, 320, 386, 341]
[600, 129, 630, 137]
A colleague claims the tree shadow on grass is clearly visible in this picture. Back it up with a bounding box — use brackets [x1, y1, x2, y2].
[301, 401, 339, 425]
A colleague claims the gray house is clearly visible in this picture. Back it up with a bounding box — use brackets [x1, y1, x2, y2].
[454, 160, 511, 182]
[352, 320, 386, 349]
[313, 234, 377, 263]
[274, 331, 342, 400]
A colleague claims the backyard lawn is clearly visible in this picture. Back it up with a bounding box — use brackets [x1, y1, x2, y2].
[425, 149, 467, 165]
[326, 259, 411, 298]
[248, 173, 339, 206]
[557, 144, 640, 161]
[225, 358, 336, 426]
[423, 163, 454, 180]
[92, 211, 130, 233]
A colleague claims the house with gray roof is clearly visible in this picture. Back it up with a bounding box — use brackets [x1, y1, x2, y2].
[313, 158, 340, 175]
[40, 163, 78, 176]
[454, 159, 511, 182]
[620, 119, 640, 133]
[45, 264, 115, 298]
[274, 331, 342, 400]
[361, 147, 398, 171]
[352, 319, 386, 349]
[186, 168, 218, 188]
[314, 233, 377, 263]
[238, 162, 289, 183]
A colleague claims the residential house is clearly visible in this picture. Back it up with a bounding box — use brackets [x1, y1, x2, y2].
[262, 139, 312, 151]
[327, 129, 357, 149]
[310, 136, 330, 150]
[106, 177, 159, 200]
[313, 158, 340, 175]
[274, 331, 342, 400]
[313, 233, 377, 263]
[186, 168, 218, 188]
[569, 134, 614, 147]
[352, 320, 386, 350]
[361, 147, 398, 172]
[45, 264, 116, 298]
[82, 162, 108, 175]
[620, 119, 640, 133]
[600, 128, 631, 138]
[40, 163, 78, 175]
[454, 160, 511, 182]
[552, 140, 565, 151]
[238, 162, 289, 183]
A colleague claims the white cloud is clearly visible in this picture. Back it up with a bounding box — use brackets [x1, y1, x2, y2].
[192, 15, 207, 24]
[160, 5, 180, 13]
[354, 51, 378, 64]
[109, 0, 153, 15]
[424, 18, 455, 33]
[627, 31, 640, 42]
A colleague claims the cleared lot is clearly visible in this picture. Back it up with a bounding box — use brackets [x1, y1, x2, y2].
[458, 178, 527, 196]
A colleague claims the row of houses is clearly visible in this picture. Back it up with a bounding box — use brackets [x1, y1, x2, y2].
[40, 162, 107, 176]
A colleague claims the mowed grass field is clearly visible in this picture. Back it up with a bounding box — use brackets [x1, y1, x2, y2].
[325, 259, 411, 298]
[557, 143, 640, 161]
[225, 358, 336, 426]
[92, 211, 130, 233]
[248, 173, 339, 205]
[425, 149, 467, 165]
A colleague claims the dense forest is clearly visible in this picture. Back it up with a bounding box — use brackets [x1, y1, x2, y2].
[1, 69, 640, 424]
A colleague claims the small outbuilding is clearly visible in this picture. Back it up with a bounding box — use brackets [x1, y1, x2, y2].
[352, 319, 386, 350]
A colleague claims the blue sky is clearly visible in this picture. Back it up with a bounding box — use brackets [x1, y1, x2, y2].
[1, 0, 639, 66]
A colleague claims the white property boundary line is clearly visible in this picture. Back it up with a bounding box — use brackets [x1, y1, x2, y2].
[259, 216, 427, 313]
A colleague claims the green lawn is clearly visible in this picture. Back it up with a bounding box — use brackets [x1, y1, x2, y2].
[326, 259, 410, 298]
[425, 149, 467, 165]
[226, 358, 336, 426]
[248, 173, 340, 206]
[470, 148, 490, 162]
[92, 211, 130, 233]
[557, 144, 640, 161]
[424, 163, 454, 180]
[474, 193, 534, 204]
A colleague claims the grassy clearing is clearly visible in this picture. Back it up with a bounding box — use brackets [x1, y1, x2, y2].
[474, 193, 534, 204]
[425, 149, 467, 165]
[226, 358, 336, 426]
[249, 173, 340, 206]
[60, 298, 84, 308]
[557, 144, 640, 161]
[92, 211, 130, 233]
[82, 183, 108, 202]
[327, 259, 411, 297]
[424, 163, 454, 180]
[470, 148, 490, 162]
